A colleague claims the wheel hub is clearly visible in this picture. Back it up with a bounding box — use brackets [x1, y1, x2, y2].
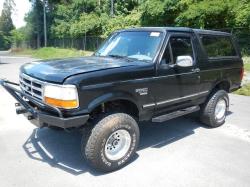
[215, 99, 227, 121]
[105, 129, 131, 161]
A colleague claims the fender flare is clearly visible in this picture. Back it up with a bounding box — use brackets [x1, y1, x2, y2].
[87, 91, 140, 113]
[212, 79, 231, 92]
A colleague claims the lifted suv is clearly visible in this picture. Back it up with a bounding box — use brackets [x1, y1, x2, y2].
[0, 27, 244, 172]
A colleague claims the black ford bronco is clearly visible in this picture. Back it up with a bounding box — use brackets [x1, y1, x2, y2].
[0, 27, 244, 172]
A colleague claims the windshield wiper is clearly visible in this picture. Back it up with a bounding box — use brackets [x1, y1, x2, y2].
[107, 54, 137, 61]
[107, 54, 126, 58]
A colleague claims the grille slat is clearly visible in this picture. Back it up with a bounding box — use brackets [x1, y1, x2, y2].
[20, 79, 42, 91]
[20, 73, 44, 100]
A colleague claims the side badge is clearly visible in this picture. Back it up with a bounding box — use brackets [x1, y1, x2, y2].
[135, 88, 148, 96]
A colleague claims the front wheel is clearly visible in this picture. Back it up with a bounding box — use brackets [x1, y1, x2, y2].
[200, 90, 229, 128]
[81, 113, 139, 172]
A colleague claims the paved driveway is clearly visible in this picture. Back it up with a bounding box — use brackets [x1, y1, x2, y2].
[1, 52, 250, 187]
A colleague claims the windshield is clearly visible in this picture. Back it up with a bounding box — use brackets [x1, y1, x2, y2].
[95, 31, 163, 62]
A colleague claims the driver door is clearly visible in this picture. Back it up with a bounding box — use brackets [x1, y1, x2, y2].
[169, 33, 200, 100]
[154, 33, 200, 115]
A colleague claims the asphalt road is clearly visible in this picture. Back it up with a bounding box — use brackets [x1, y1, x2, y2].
[1, 52, 250, 187]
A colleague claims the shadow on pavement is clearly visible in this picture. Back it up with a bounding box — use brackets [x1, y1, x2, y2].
[22, 115, 212, 176]
[23, 128, 95, 175]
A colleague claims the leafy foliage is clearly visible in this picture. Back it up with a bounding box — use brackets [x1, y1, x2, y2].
[0, 31, 11, 50]
[234, 1, 250, 27]
[0, 0, 15, 49]
[7, 0, 250, 52]
[101, 9, 142, 38]
[141, 0, 181, 26]
[24, 0, 46, 47]
[10, 29, 26, 47]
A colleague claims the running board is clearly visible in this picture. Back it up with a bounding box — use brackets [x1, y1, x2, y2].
[152, 106, 200, 123]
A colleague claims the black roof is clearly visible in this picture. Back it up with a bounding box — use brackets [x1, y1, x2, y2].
[121, 27, 231, 36]
[193, 28, 231, 36]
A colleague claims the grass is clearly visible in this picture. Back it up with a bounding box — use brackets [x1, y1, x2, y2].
[243, 56, 250, 72]
[244, 62, 250, 72]
[234, 83, 250, 96]
[233, 56, 250, 96]
[12, 47, 93, 59]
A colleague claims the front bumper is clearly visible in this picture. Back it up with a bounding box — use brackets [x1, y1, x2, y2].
[0, 79, 89, 129]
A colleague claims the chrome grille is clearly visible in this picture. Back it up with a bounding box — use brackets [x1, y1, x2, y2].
[19, 73, 44, 100]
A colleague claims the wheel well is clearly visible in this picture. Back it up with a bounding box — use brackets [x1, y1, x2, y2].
[90, 99, 139, 119]
[214, 81, 230, 92]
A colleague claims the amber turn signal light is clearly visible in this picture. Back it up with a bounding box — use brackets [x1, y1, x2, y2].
[44, 97, 78, 109]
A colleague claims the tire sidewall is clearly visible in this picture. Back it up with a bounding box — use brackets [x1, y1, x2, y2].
[85, 113, 139, 171]
[100, 122, 138, 169]
[212, 91, 229, 126]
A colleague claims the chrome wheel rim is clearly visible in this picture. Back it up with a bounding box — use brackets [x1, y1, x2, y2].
[215, 99, 227, 121]
[105, 129, 131, 161]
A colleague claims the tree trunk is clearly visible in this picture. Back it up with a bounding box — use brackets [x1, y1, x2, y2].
[37, 32, 40, 49]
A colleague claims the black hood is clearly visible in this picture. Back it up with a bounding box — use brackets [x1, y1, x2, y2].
[20, 56, 147, 83]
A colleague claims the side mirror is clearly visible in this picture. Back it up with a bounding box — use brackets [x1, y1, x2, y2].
[176, 56, 193, 67]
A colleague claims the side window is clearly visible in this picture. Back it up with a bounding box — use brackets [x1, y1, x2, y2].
[161, 45, 171, 64]
[200, 35, 237, 57]
[170, 36, 194, 63]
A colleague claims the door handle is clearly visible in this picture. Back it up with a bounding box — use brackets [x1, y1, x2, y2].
[192, 68, 200, 73]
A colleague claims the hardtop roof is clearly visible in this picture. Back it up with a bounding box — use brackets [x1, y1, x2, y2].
[120, 27, 231, 36]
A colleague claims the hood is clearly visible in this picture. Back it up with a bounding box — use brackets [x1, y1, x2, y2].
[20, 56, 147, 83]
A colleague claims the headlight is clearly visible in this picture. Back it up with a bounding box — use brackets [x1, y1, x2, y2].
[43, 84, 79, 109]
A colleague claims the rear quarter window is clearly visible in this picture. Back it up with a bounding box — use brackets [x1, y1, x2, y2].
[200, 35, 237, 58]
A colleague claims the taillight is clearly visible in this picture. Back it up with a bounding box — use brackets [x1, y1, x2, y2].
[240, 67, 244, 81]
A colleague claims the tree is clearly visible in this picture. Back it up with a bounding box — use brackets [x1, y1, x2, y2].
[234, 0, 250, 28]
[0, 0, 15, 49]
[16, 0, 250, 54]
[0, 31, 11, 50]
[101, 9, 141, 38]
[174, 0, 250, 29]
[25, 0, 44, 48]
[175, 0, 235, 29]
[10, 28, 26, 48]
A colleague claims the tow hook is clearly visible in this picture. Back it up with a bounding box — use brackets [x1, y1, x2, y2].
[16, 106, 27, 115]
[15, 103, 28, 115]
[15, 103, 34, 120]
[27, 115, 35, 120]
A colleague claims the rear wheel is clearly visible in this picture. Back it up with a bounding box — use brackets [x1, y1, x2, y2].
[200, 90, 229, 128]
[81, 113, 139, 172]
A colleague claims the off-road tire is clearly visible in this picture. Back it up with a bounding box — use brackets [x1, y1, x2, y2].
[81, 113, 139, 172]
[200, 90, 229, 128]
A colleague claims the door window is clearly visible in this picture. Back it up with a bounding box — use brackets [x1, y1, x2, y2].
[161, 45, 172, 64]
[169, 36, 194, 63]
